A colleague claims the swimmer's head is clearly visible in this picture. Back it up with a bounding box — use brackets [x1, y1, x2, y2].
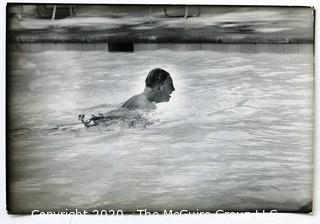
[145, 68, 175, 103]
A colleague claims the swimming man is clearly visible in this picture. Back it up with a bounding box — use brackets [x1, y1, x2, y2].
[79, 68, 175, 127]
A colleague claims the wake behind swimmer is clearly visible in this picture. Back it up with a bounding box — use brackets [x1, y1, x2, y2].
[79, 68, 175, 128]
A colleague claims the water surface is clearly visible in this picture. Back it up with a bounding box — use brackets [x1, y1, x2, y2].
[8, 49, 313, 213]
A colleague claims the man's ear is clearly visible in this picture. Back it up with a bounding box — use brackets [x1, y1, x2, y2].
[153, 83, 161, 91]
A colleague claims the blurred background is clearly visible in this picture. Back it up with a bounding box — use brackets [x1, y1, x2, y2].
[7, 4, 314, 52]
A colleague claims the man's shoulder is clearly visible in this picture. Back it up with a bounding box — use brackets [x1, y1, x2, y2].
[121, 94, 144, 108]
[121, 95, 138, 108]
[121, 94, 155, 110]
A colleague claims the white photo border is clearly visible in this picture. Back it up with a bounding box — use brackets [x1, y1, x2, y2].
[1, 0, 319, 223]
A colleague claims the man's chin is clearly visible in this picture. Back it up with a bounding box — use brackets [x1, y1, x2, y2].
[155, 98, 170, 103]
[164, 97, 170, 102]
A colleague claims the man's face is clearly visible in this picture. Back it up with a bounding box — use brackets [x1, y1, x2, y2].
[157, 77, 175, 103]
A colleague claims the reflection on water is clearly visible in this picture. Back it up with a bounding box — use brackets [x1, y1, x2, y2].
[8, 48, 313, 212]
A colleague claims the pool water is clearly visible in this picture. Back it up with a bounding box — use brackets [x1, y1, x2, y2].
[8, 49, 313, 213]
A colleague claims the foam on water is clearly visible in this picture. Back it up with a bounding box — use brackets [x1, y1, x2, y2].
[8, 49, 313, 212]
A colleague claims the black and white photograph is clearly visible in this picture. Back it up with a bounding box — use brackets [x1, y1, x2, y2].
[6, 3, 314, 215]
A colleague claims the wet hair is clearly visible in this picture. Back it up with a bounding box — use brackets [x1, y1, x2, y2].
[145, 68, 170, 88]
